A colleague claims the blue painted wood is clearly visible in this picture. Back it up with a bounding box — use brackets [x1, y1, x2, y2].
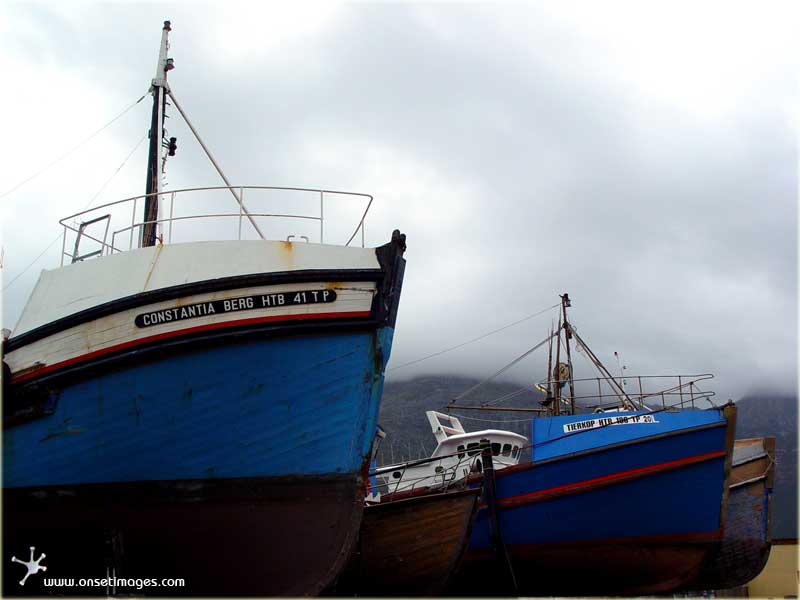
[4, 328, 394, 488]
[469, 408, 729, 550]
[531, 409, 725, 460]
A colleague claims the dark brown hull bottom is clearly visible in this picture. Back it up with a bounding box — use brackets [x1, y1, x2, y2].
[451, 537, 717, 596]
[3, 474, 363, 596]
[333, 488, 480, 596]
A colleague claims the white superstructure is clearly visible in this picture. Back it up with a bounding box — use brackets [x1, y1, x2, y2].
[378, 411, 527, 496]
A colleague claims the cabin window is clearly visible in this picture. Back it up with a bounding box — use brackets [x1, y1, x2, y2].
[457, 445, 465, 459]
[502, 443, 512, 456]
[512, 446, 519, 458]
[466, 442, 480, 456]
[474, 459, 482, 473]
[491, 442, 501, 456]
[392, 471, 402, 479]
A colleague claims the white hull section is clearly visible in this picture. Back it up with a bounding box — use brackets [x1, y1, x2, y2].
[14, 240, 380, 336]
[7, 280, 375, 382]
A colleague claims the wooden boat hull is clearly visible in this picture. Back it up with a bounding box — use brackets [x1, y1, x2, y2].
[679, 437, 775, 592]
[335, 487, 481, 596]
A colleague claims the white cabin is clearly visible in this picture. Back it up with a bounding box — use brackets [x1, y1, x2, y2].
[377, 411, 528, 496]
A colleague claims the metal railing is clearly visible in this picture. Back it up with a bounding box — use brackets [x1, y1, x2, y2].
[371, 451, 481, 499]
[540, 373, 716, 412]
[58, 186, 374, 266]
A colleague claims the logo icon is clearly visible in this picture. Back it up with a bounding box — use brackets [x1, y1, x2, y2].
[11, 546, 47, 585]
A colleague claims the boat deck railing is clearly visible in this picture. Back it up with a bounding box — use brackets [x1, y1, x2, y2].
[548, 373, 717, 412]
[371, 444, 508, 499]
[58, 185, 373, 266]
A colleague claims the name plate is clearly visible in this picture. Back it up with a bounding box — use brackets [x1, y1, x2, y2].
[135, 289, 337, 328]
[562, 413, 659, 433]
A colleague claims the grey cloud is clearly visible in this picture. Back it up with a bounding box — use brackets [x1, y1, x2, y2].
[1, 2, 796, 403]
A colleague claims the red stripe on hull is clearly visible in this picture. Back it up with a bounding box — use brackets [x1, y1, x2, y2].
[11, 310, 371, 384]
[497, 449, 726, 508]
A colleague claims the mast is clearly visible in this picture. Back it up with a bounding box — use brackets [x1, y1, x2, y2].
[553, 312, 562, 416]
[560, 293, 576, 415]
[545, 323, 554, 406]
[141, 20, 174, 248]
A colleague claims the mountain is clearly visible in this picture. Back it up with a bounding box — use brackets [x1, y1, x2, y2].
[377, 376, 798, 539]
[376, 375, 543, 465]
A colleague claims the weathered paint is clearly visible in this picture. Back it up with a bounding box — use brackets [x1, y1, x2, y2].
[4, 328, 394, 487]
[337, 488, 481, 596]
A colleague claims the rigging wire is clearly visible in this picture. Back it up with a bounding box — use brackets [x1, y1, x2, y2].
[451, 331, 558, 402]
[388, 303, 559, 372]
[481, 385, 537, 407]
[3, 133, 149, 292]
[0, 93, 148, 201]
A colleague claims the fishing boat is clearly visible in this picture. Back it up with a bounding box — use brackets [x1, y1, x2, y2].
[2, 22, 406, 596]
[442, 293, 737, 595]
[455, 402, 736, 595]
[680, 436, 775, 592]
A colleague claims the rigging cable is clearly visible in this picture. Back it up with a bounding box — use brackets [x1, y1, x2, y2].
[388, 303, 559, 372]
[451, 331, 558, 402]
[3, 133, 149, 292]
[0, 93, 148, 201]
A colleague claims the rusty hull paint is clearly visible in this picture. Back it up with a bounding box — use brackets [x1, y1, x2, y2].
[3, 473, 366, 597]
[335, 487, 481, 596]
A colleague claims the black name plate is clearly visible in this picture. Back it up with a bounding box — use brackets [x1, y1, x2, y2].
[135, 289, 337, 328]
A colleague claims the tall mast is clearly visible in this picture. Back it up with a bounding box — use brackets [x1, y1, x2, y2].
[553, 312, 562, 416]
[141, 20, 174, 248]
[560, 293, 576, 415]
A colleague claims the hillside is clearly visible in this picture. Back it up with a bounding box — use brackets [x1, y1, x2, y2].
[377, 376, 798, 538]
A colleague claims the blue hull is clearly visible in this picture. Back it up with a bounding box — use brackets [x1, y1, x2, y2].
[4, 328, 393, 487]
[457, 406, 736, 595]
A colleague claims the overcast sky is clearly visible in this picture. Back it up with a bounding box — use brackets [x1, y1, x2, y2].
[1, 1, 797, 402]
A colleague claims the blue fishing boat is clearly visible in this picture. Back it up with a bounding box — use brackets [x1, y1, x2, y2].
[446, 293, 737, 595]
[458, 405, 736, 595]
[2, 22, 406, 596]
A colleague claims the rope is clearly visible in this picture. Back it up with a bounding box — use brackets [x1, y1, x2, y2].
[3, 133, 148, 292]
[0, 93, 148, 201]
[388, 303, 559, 372]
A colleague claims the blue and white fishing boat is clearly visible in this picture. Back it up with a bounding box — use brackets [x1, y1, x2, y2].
[459, 403, 736, 595]
[439, 294, 737, 595]
[2, 22, 406, 596]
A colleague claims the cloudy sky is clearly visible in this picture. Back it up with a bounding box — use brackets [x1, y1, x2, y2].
[1, 1, 796, 402]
